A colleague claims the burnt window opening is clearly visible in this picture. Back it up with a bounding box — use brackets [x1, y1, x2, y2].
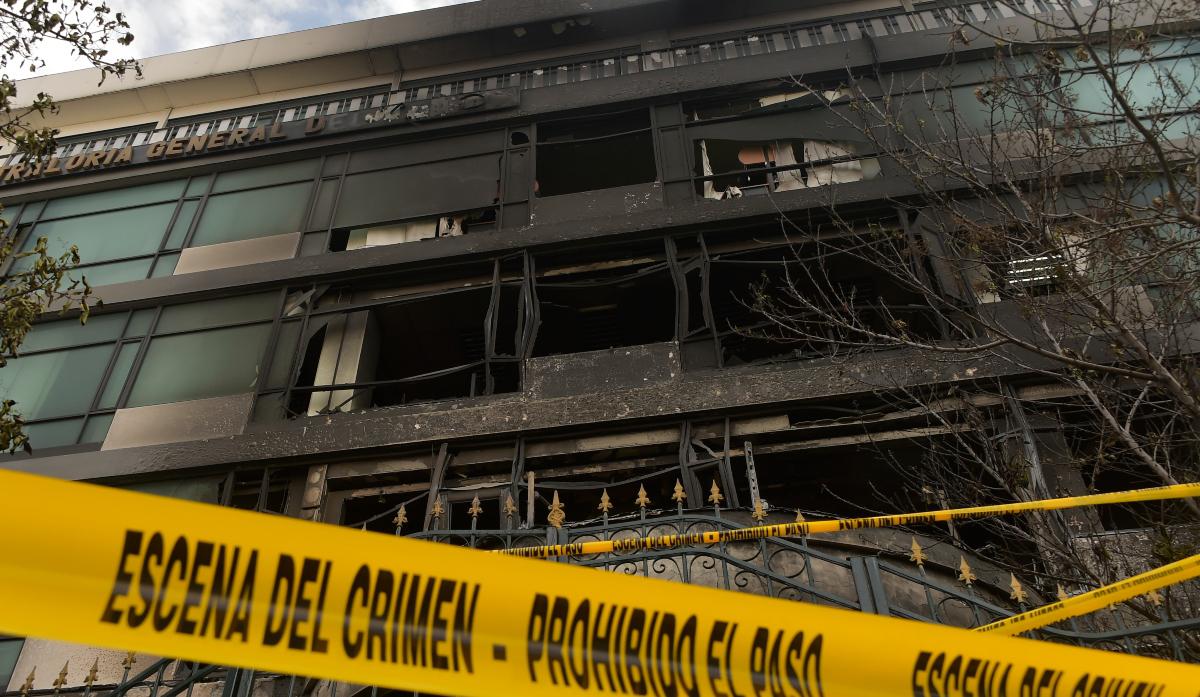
[524, 438, 682, 523]
[684, 90, 846, 122]
[1065, 411, 1193, 532]
[701, 243, 940, 367]
[695, 138, 880, 200]
[341, 491, 427, 534]
[289, 279, 523, 416]
[532, 261, 676, 356]
[535, 110, 657, 197]
[218, 468, 293, 514]
[327, 208, 498, 252]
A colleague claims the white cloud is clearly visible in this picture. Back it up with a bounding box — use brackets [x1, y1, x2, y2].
[30, 0, 474, 76]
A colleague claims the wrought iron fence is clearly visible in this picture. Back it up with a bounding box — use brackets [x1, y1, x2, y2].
[4, 497, 1195, 697]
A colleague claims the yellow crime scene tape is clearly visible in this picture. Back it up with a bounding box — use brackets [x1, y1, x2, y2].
[977, 553, 1200, 635]
[2, 469, 1200, 697]
[499, 482, 1200, 558]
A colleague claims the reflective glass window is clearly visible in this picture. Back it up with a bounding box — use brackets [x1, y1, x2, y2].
[190, 182, 311, 247]
[21, 313, 125, 352]
[155, 292, 278, 333]
[0, 344, 112, 420]
[126, 323, 272, 407]
[20, 202, 175, 264]
[211, 159, 319, 194]
[41, 179, 186, 219]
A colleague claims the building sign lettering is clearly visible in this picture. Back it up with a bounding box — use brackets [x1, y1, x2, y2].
[0, 88, 519, 188]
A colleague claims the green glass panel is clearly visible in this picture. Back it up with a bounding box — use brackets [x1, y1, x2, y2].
[80, 412, 115, 444]
[190, 182, 311, 247]
[0, 203, 18, 225]
[155, 292, 278, 334]
[126, 323, 272, 407]
[0, 344, 111, 419]
[0, 639, 23, 690]
[67, 258, 154, 287]
[21, 200, 45, 221]
[308, 178, 338, 230]
[211, 159, 319, 194]
[185, 174, 213, 198]
[23, 418, 83, 449]
[126, 309, 155, 337]
[267, 320, 301, 388]
[98, 341, 140, 409]
[123, 475, 222, 503]
[22, 313, 125, 352]
[22, 201, 175, 263]
[165, 199, 199, 249]
[42, 179, 186, 220]
[151, 253, 180, 277]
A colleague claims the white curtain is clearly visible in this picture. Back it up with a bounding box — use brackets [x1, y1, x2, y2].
[699, 139, 721, 200]
[771, 142, 805, 192]
[346, 218, 440, 248]
[804, 141, 865, 187]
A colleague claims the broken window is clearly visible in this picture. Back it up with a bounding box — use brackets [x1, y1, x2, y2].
[327, 208, 497, 252]
[685, 89, 845, 122]
[535, 109, 657, 197]
[276, 260, 525, 416]
[531, 247, 675, 356]
[695, 138, 879, 199]
[683, 93, 879, 200]
[678, 228, 941, 368]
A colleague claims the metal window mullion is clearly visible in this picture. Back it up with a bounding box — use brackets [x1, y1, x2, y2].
[698, 233, 723, 368]
[1, 197, 48, 276]
[251, 287, 293, 412]
[78, 309, 140, 443]
[179, 169, 219, 249]
[664, 236, 688, 341]
[321, 149, 353, 250]
[280, 288, 316, 418]
[113, 306, 163, 410]
[483, 259, 501, 395]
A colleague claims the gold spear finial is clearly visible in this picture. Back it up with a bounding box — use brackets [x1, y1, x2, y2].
[908, 537, 927, 566]
[84, 659, 98, 688]
[635, 484, 651, 508]
[504, 493, 518, 518]
[958, 557, 977, 586]
[468, 495, 482, 519]
[392, 504, 408, 530]
[672, 479, 686, 503]
[430, 497, 445, 521]
[1145, 589, 1164, 607]
[122, 652, 136, 669]
[708, 479, 724, 506]
[19, 669, 34, 697]
[1056, 584, 1069, 602]
[547, 491, 566, 528]
[598, 489, 613, 512]
[1009, 574, 1027, 603]
[794, 509, 806, 523]
[53, 662, 68, 692]
[751, 499, 767, 522]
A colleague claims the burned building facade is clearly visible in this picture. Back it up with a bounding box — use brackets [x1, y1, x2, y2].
[2, 0, 1198, 693]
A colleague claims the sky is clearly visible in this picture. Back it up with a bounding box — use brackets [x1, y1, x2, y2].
[32, 0, 475, 76]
